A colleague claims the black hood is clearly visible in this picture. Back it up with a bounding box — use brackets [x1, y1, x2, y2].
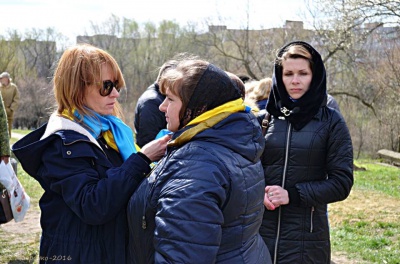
[266, 41, 327, 130]
[180, 64, 242, 128]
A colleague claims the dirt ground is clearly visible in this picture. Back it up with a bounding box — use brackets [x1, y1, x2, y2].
[0, 207, 41, 244]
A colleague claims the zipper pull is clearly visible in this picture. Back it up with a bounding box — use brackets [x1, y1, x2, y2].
[310, 206, 315, 233]
[142, 215, 147, 229]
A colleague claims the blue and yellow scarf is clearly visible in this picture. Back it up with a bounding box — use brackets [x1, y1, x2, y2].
[62, 109, 140, 161]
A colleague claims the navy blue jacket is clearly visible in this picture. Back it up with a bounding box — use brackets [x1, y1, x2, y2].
[127, 111, 271, 264]
[12, 114, 150, 263]
[256, 98, 268, 110]
[134, 83, 166, 148]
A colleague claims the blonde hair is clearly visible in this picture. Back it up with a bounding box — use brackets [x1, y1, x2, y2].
[277, 44, 313, 70]
[244, 80, 259, 97]
[248, 78, 272, 101]
[53, 43, 125, 120]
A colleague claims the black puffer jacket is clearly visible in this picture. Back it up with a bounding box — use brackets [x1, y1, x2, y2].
[259, 41, 354, 263]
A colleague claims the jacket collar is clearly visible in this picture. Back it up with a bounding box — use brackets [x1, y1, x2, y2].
[41, 112, 101, 149]
[168, 98, 247, 147]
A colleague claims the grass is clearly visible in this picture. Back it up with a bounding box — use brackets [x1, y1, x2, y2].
[9, 129, 30, 146]
[329, 160, 400, 264]
[353, 160, 400, 198]
[12, 129, 31, 136]
[1, 133, 400, 263]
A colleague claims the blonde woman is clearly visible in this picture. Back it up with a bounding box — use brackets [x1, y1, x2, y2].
[12, 44, 169, 263]
[260, 41, 353, 263]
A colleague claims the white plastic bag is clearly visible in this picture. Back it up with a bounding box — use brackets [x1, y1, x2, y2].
[0, 161, 30, 222]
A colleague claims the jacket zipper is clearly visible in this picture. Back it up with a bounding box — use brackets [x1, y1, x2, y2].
[310, 206, 314, 233]
[141, 164, 159, 230]
[273, 122, 292, 264]
[142, 152, 172, 230]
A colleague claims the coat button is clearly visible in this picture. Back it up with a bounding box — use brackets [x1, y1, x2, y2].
[66, 151, 72, 155]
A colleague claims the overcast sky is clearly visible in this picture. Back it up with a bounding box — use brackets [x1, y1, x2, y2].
[0, 0, 310, 43]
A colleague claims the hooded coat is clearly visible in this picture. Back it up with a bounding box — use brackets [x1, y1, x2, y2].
[127, 64, 271, 264]
[259, 41, 354, 263]
[12, 114, 150, 263]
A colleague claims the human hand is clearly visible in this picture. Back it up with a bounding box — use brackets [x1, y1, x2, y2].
[264, 185, 289, 210]
[263, 190, 275, 210]
[140, 134, 171, 162]
[0, 156, 10, 164]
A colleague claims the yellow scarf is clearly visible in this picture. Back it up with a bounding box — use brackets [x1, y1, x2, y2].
[168, 98, 247, 147]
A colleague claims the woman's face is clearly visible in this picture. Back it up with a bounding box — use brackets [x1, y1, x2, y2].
[84, 63, 120, 115]
[159, 87, 183, 132]
[282, 58, 312, 100]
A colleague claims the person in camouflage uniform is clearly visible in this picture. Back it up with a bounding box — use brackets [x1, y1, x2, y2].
[0, 91, 10, 164]
[0, 72, 20, 137]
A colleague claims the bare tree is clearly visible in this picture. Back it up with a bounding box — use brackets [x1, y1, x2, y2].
[2, 5, 399, 156]
[308, 0, 400, 155]
[0, 31, 23, 77]
[14, 78, 55, 129]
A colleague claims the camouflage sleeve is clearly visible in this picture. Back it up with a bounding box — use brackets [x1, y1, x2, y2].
[0, 93, 10, 157]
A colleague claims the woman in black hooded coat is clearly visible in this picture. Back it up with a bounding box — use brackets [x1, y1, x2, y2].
[259, 41, 354, 263]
